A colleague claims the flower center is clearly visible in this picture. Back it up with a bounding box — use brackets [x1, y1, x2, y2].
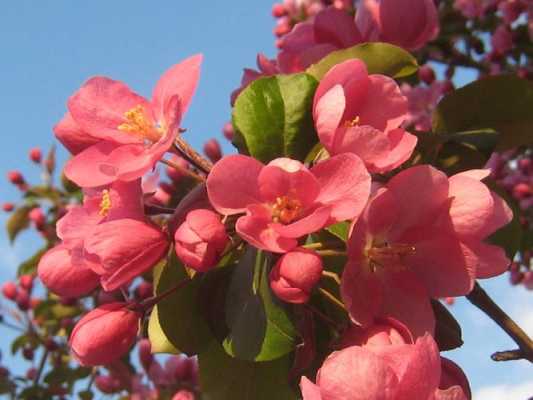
[366, 240, 416, 272]
[99, 189, 112, 217]
[344, 116, 360, 128]
[117, 105, 162, 142]
[271, 196, 302, 224]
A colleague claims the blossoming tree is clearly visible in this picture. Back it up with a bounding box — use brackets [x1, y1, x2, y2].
[1, 0, 532, 399]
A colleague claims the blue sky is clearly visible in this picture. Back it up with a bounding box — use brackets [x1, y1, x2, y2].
[0, 2, 531, 398]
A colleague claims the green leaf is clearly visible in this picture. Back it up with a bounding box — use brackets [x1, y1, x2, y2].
[24, 185, 61, 202]
[307, 42, 418, 81]
[156, 253, 213, 355]
[6, 205, 34, 243]
[223, 248, 297, 362]
[432, 75, 533, 150]
[431, 300, 463, 351]
[199, 340, 297, 400]
[148, 306, 178, 354]
[17, 246, 48, 277]
[232, 73, 319, 163]
[325, 222, 350, 242]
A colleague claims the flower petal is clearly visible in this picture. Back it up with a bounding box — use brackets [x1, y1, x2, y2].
[236, 212, 297, 253]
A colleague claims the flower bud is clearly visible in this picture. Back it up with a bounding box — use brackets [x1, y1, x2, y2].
[7, 171, 24, 185]
[418, 65, 436, 85]
[274, 18, 291, 37]
[29, 147, 42, 164]
[2, 203, 14, 212]
[95, 375, 122, 394]
[272, 3, 286, 18]
[29, 208, 46, 229]
[70, 303, 141, 366]
[26, 367, 37, 380]
[203, 138, 222, 163]
[269, 248, 323, 304]
[222, 122, 234, 141]
[166, 156, 190, 183]
[22, 347, 34, 361]
[2, 282, 17, 301]
[135, 281, 153, 301]
[174, 209, 229, 272]
[38, 245, 100, 298]
[513, 182, 531, 199]
[523, 271, 533, 290]
[173, 390, 195, 400]
[19, 275, 34, 292]
[16, 289, 30, 311]
[138, 338, 153, 370]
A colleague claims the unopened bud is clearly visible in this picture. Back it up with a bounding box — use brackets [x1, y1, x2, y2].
[272, 3, 287, 17]
[29, 148, 42, 164]
[2, 203, 14, 212]
[418, 65, 436, 85]
[2, 282, 17, 301]
[7, 171, 24, 185]
[203, 139, 222, 163]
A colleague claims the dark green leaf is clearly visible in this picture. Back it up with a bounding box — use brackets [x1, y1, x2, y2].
[432, 75, 533, 150]
[6, 205, 34, 243]
[232, 73, 319, 163]
[199, 340, 297, 400]
[17, 246, 48, 277]
[431, 300, 463, 351]
[156, 253, 213, 355]
[307, 42, 418, 81]
[325, 222, 350, 242]
[223, 248, 297, 362]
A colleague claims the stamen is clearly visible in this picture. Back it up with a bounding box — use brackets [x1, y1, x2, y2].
[117, 105, 162, 142]
[271, 196, 303, 224]
[99, 190, 112, 217]
[344, 116, 360, 128]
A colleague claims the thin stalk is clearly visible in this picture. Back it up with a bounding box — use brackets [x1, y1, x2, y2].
[159, 158, 205, 182]
[174, 136, 213, 173]
[318, 287, 346, 312]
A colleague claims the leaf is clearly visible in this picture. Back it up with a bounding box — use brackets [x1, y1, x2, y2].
[325, 222, 350, 242]
[24, 185, 61, 202]
[199, 340, 297, 400]
[148, 306, 178, 354]
[431, 300, 463, 351]
[222, 248, 297, 362]
[6, 205, 34, 243]
[156, 252, 213, 355]
[307, 42, 418, 81]
[17, 246, 48, 277]
[432, 75, 533, 150]
[232, 73, 319, 163]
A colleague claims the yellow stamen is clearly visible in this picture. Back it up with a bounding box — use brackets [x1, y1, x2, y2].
[344, 116, 360, 128]
[271, 196, 303, 224]
[99, 190, 112, 217]
[117, 104, 162, 142]
[366, 241, 416, 273]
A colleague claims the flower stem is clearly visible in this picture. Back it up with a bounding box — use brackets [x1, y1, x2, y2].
[174, 136, 213, 174]
[466, 282, 533, 363]
[316, 250, 347, 257]
[33, 348, 49, 386]
[159, 158, 205, 182]
[318, 287, 346, 312]
[322, 270, 341, 285]
[136, 277, 191, 312]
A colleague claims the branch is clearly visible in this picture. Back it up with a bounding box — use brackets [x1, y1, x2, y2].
[466, 282, 533, 363]
[174, 136, 213, 174]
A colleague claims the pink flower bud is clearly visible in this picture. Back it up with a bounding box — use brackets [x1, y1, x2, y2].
[203, 138, 222, 163]
[510, 269, 524, 285]
[19, 275, 34, 292]
[2, 203, 14, 212]
[523, 271, 533, 290]
[22, 347, 34, 361]
[513, 182, 531, 199]
[7, 171, 24, 185]
[173, 390, 195, 400]
[2, 282, 17, 301]
[272, 3, 287, 17]
[222, 122, 234, 141]
[95, 375, 122, 394]
[166, 156, 190, 182]
[16, 289, 30, 310]
[138, 338, 153, 370]
[274, 18, 291, 37]
[518, 158, 531, 172]
[29, 208, 46, 229]
[135, 281, 153, 301]
[26, 367, 37, 380]
[29, 147, 42, 163]
[69, 303, 141, 366]
[174, 209, 229, 272]
[418, 65, 436, 85]
[166, 354, 199, 384]
[38, 245, 100, 298]
[269, 249, 323, 304]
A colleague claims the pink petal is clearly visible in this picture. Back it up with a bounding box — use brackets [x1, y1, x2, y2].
[272, 206, 332, 238]
[68, 76, 151, 141]
[364, 188, 399, 236]
[53, 112, 100, 155]
[373, 128, 417, 173]
[314, 7, 362, 47]
[300, 377, 323, 400]
[463, 241, 510, 279]
[151, 54, 203, 126]
[355, 0, 382, 41]
[312, 153, 371, 223]
[236, 212, 297, 253]
[314, 85, 346, 150]
[452, 169, 491, 181]
[206, 155, 263, 215]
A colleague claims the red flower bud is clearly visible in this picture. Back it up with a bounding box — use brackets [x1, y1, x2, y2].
[222, 122, 234, 141]
[174, 209, 229, 272]
[203, 138, 222, 163]
[269, 248, 323, 304]
[138, 338, 153, 370]
[418, 65, 436, 85]
[16, 289, 30, 311]
[29, 207, 46, 229]
[29, 147, 42, 163]
[22, 347, 34, 361]
[38, 245, 100, 298]
[513, 182, 531, 199]
[272, 3, 287, 18]
[69, 303, 141, 366]
[2, 282, 17, 301]
[7, 171, 24, 185]
[95, 375, 123, 394]
[173, 390, 195, 400]
[166, 156, 190, 182]
[19, 275, 34, 292]
[135, 281, 153, 301]
[2, 203, 14, 212]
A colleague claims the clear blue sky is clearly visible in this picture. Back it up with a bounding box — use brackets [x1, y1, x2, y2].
[0, 2, 531, 398]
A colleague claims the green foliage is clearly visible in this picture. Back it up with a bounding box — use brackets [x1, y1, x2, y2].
[17, 246, 48, 277]
[223, 248, 297, 362]
[232, 73, 319, 163]
[199, 340, 297, 400]
[432, 75, 533, 150]
[325, 222, 350, 242]
[148, 306, 178, 354]
[431, 300, 463, 351]
[6, 205, 34, 243]
[307, 42, 418, 80]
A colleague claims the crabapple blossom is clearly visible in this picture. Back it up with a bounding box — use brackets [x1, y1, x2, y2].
[207, 154, 371, 253]
[341, 166, 512, 336]
[61, 55, 202, 188]
[269, 248, 323, 303]
[70, 302, 140, 366]
[314, 59, 417, 173]
[174, 209, 229, 272]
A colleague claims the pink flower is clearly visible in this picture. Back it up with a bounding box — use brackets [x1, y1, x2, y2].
[341, 166, 512, 336]
[277, 7, 362, 73]
[57, 179, 168, 291]
[401, 81, 448, 132]
[70, 302, 140, 366]
[207, 154, 371, 253]
[301, 320, 470, 400]
[356, 0, 439, 50]
[62, 55, 202, 188]
[172, 390, 195, 400]
[174, 209, 229, 272]
[269, 248, 323, 303]
[38, 244, 100, 298]
[313, 59, 417, 173]
[491, 24, 514, 55]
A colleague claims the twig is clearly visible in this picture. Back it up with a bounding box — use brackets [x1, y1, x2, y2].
[174, 136, 213, 174]
[322, 271, 341, 285]
[33, 348, 49, 386]
[318, 287, 346, 312]
[466, 282, 533, 363]
[159, 158, 205, 182]
[316, 250, 347, 257]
